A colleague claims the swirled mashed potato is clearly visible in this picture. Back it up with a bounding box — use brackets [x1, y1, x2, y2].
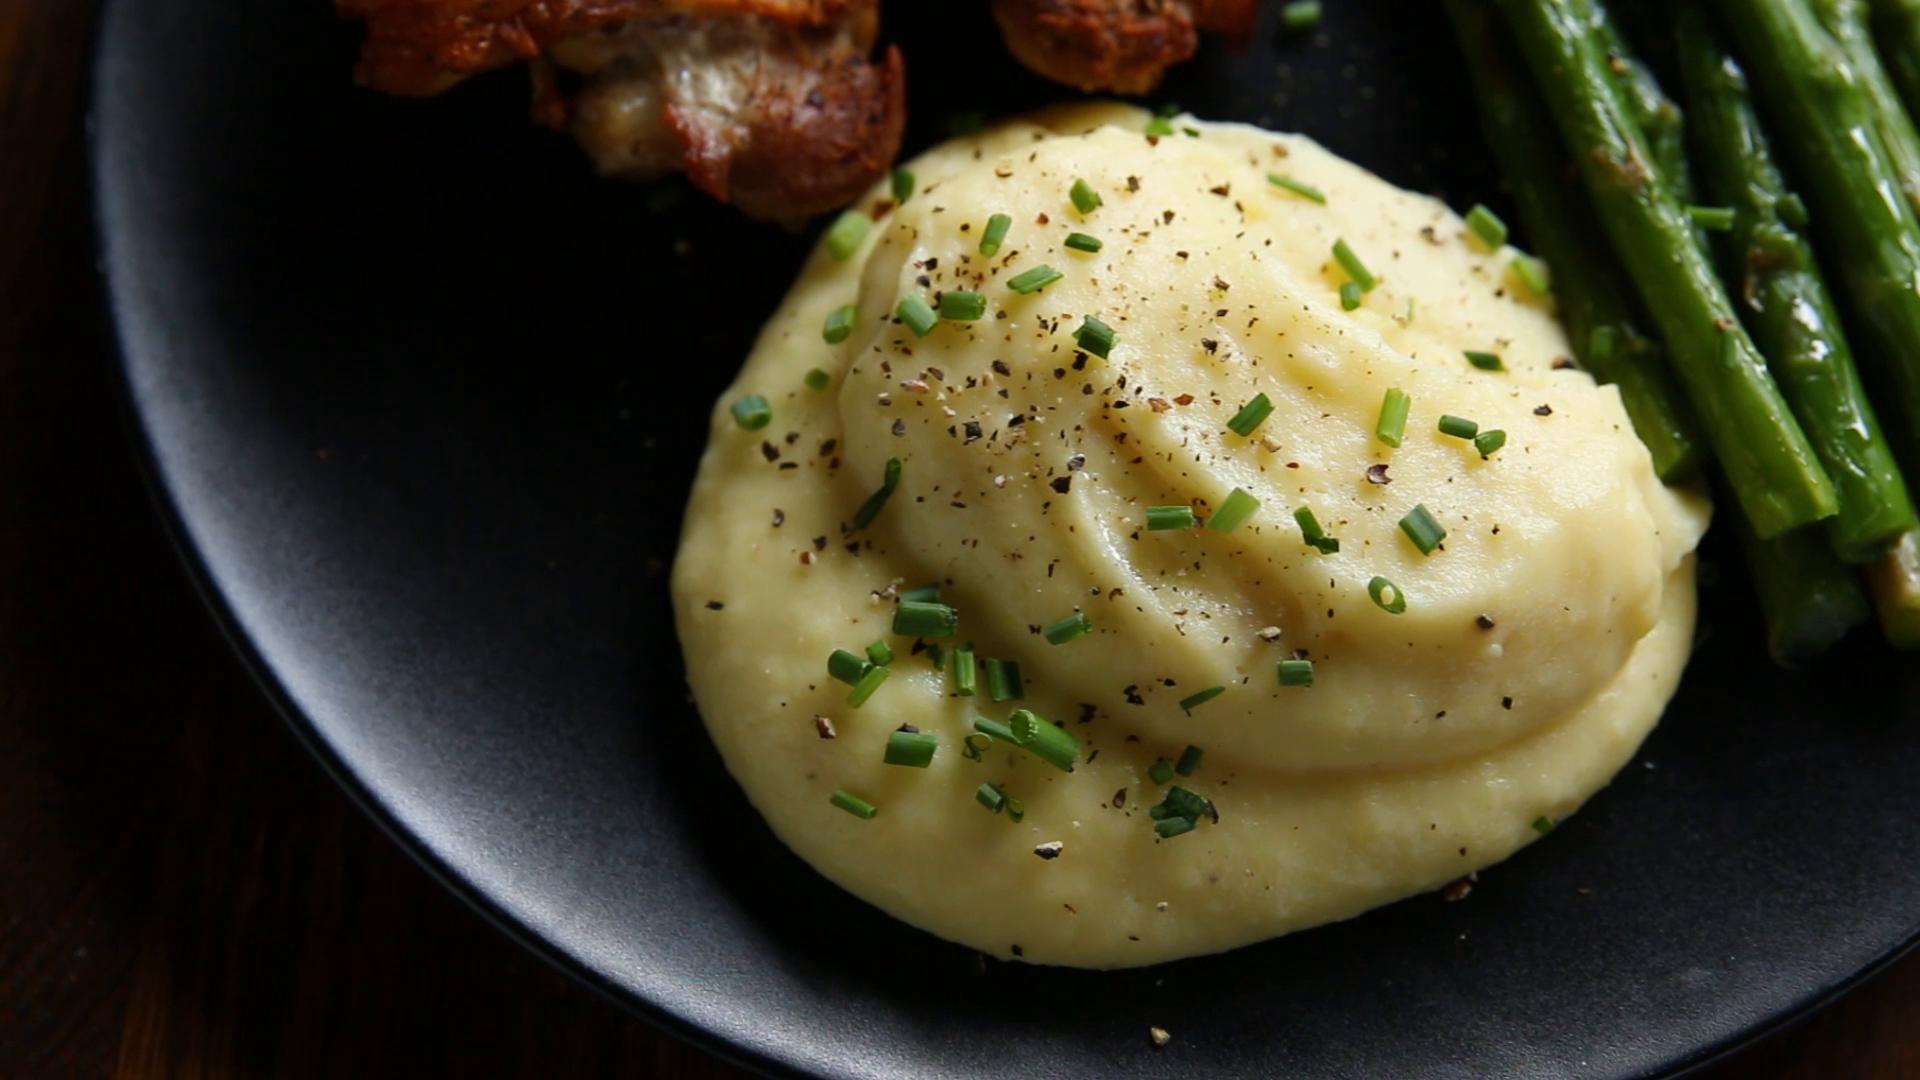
[672, 104, 1708, 968]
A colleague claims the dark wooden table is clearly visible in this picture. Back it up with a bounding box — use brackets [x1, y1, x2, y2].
[5, 3, 1918, 1076]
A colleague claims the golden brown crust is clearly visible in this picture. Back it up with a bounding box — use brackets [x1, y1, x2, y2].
[990, 0, 1261, 95]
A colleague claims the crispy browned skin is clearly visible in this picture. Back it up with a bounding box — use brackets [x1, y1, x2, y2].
[990, 0, 1260, 95]
[336, 0, 904, 219]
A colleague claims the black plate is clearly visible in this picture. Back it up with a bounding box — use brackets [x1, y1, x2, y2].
[91, 2, 1920, 1076]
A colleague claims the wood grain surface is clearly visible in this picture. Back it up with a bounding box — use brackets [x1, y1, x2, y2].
[4, 3, 1917, 1076]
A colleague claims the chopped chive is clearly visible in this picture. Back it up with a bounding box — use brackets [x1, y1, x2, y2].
[1532, 815, 1556, 835]
[1155, 816, 1197, 838]
[1005, 795, 1025, 822]
[828, 648, 871, 686]
[804, 367, 832, 391]
[963, 732, 993, 760]
[1588, 325, 1618, 364]
[948, 112, 986, 137]
[1376, 388, 1411, 447]
[896, 295, 938, 337]
[852, 456, 902, 528]
[985, 658, 1024, 702]
[1074, 315, 1116, 358]
[730, 394, 771, 430]
[1069, 178, 1102, 215]
[893, 600, 959, 638]
[1064, 232, 1104, 253]
[1332, 239, 1377, 291]
[974, 715, 1016, 742]
[1206, 488, 1260, 533]
[830, 790, 877, 819]
[1368, 575, 1408, 614]
[1475, 430, 1508, 458]
[1227, 392, 1275, 437]
[939, 290, 987, 321]
[824, 211, 870, 261]
[1162, 786, 1208, 819]
[1464, 350, 1505, 372]
[847, 664, 890, 707]
[1010, 708, 1079, 771]
[1175, 744, 1203, 776]
[953, 645, 977, 696]
[1465, 203, 1508, 249]
[1267, 173, 1326, 204]
[1687, 205, 1735, 231]
[1007, 264, 1063, 294]
[1147, 505, 1196, 531]
[900, 583, 940, 603]
[976, 782, 1007, 811]
[1278, 658, 1315, 687]
[1184, 126, 1201, 138]
[822, 304, 858, 345]
[1148, 758, 1175, 785]
[1177, 686, 1225, 714]
[925, 642, 945, 668]
[1281, 0, 1323, 31]
[980, 213, 1013, 257]
[1399, 504, 1447, 555]
[1438, 414, 1480, 439]
[1145, 116, 1175, 136]
[866, 640, 894, 667]
[1294, 506, 1339, 554]
[1339, 281, 1363, 311]
[891, 166, 915, 204]
[883, 729, 938, 768]
[1044, 611, 1092, 645]
[1509, 254, 1551, 295]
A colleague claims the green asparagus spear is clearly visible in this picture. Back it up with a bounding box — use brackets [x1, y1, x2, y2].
[1736, 516, 1872, 664]
[1811, 0, 1920, 218]
[1722, 0, 1920, 483]
[1867, 529, 1920, 646]
[1872, 0, 1920, 131]
[1445, 0, 1704, 479]
[1591, 2, 1698, 203]
[1496, 0, 1838, 537]
[1676, 5, 1919, 561]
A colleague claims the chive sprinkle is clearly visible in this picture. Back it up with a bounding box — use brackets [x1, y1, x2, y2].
[1294, 506, 1339, 554]
[1367, 575, 1408, 614]
[1005, 796, 1025, 822]
[1148, 758, 1175, 785]
[1281, 0, 1323, 31]
[980, 213, 1013, 257]
[1438, 414, 1480, 439]
[953, 645, 977, 696]
[900, 584, 940, 603]
[1074, 315, 1116, 358]
[1532, 815, 1556, 835]
[1399, 504, 1447, 555]
[866, 640, 894, 667]
[824, 211, 869, 261]
[1339, 281, 1363, 311]
[823, 304, 858, 345]
[730, 394, 771, 430]
[1464, 350, 1505, 371]
[1069, 178, 1103, 215]
[896, 295, 938, 337]
[1227, 393, 1275, 437]
[1207, 488, 1260, 533]
[1175, 744, 1203, 776]
[985, 658, 1024, 702]
[1588, 325, 1618, 364]
[893, 600, 958, 638]
[1147, 505, 1195, 531]
[1465, 203, 1508, 249]
[1010, 708, 1079, 771]
[847, 664, 889, 707]
[940, 291, 987, 321]
[1155, 816, 1197, 838]
[1178, 686, 1225, 714]
[891, 166, 915, 204]
[1064, 232, 1104, 253]
[1278, 658, 1315, 687]
[1161, 786, 1208, 820]
[830, 789, 877, 819]
[1007, 265, 1063, 294]
[1145, 116, 1175, 137]
[1510, 254, 1551, 295]
[1267, 173, 1326, 204]
[1475, 430, 1508, 458]
[804, 367, 832, 391]
[974, 715, 1016, 742]
[926, 642, 945, 668]
[852, 457, 901, 529]
[1332, 239, 1377, 291]
[1688, 205, 1735, 231]
[828, 648, 871, 686]
[1044, 611, 1092, 645]
[963, 732, 992, 760]
[976, 782, 1007, 812]
[883, 728, 937, 768]
[1376, 388, 1411, 447]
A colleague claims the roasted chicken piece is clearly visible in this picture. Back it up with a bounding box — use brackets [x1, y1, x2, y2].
[337, 0, 905, 220]
[991, 0, 1261, 94]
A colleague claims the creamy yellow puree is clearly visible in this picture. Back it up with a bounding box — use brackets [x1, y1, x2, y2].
[672, 104, 1709, 968]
